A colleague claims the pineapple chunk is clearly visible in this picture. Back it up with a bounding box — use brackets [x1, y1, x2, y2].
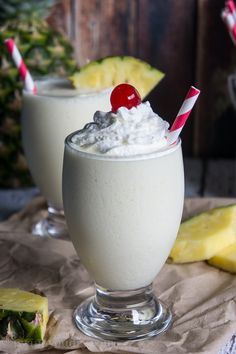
[69, 56, 164, 99]
[169, 205, 236, 263]
[208, 243, 236, 273]
[0, 288, 48, 343]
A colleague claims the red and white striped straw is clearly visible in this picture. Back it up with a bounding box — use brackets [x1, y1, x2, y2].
[227, 0, 236, 20]
[168, 86, 200, 144]
[221, 9, 236, 45]
[5, 38, 37, 94]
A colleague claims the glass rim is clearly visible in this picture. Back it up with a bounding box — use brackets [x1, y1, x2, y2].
[65, 132, 182, 162]
[22, 76, 112, 99]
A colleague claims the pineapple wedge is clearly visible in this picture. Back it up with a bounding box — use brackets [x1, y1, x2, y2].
[169, 205, 236, 263]
[208, 243, 236, 273]
[0, 288, 48, 343]
[69, 56, 164, 99]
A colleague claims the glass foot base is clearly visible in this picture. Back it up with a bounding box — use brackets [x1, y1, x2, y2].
[74, 285, 172, 341]
[32, 205, 68, 239]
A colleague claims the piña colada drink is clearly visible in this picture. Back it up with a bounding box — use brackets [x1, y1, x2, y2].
[22, 77, 112, 237]
[63, 84, 184, 340]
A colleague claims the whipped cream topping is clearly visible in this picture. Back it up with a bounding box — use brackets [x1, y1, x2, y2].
[71, 102, 170, 156]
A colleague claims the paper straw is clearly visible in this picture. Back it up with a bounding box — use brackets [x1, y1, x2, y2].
[221, 9, 236, 45]
[5, 38, 37, 93]
[168, 86, 200, 144]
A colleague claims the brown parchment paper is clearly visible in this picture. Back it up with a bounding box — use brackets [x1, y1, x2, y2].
[0, 197, 236, 354]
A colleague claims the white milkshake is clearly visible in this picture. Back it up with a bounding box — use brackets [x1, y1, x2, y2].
[22, 77, 112, 210]
[62, 84, 184, 340]
[63, 108, 184, 290]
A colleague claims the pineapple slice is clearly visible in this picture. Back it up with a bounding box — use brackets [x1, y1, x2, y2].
[169, 205, 236, 263]
[69, 56, 164, 99]
[0, 288, 48, 343]
[208, 243, 236, 273]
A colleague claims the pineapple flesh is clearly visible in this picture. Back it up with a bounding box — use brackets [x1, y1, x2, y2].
[208, 243, 236, 273]
[169, 205, 236, 263]
[69, 56, 164, 99]
[0, 288, 48, 343]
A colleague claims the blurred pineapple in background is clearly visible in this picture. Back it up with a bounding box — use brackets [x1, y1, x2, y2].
[0, 0, 77, 188]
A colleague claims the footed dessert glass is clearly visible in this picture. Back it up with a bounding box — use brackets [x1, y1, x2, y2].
[63, 135, 184, 340]
[21, 77, 111, 238]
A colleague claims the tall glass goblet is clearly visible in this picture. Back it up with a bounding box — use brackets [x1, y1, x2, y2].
[63, 134, 184, 340]
[21, 77, 112, 238]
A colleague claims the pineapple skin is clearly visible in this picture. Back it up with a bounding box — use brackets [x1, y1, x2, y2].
[0, 12, 78, 187]
[69, 56, 165, 99]
[169, 205, 236, 263]
[0, 288, 48, 343]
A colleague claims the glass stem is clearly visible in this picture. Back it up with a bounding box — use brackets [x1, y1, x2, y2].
[74, 283, 172, 340]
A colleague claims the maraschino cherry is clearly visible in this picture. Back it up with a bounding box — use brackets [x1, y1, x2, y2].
[110, 83, 141, 112]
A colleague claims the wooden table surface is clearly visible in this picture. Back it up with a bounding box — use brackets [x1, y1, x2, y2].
[185, 158, 236, 198]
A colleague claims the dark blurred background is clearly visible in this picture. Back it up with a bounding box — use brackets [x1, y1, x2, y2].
[1, 0, 236, 189]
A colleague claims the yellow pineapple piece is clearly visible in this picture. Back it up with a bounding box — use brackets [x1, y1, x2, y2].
[169, 205, 236, 263]
[69, 56, 164, 99]
[0, 288, 48, 343]
[208, 242, 236, 273]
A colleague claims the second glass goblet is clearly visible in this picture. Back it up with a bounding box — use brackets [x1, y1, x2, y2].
[21, 77, 112, 238]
